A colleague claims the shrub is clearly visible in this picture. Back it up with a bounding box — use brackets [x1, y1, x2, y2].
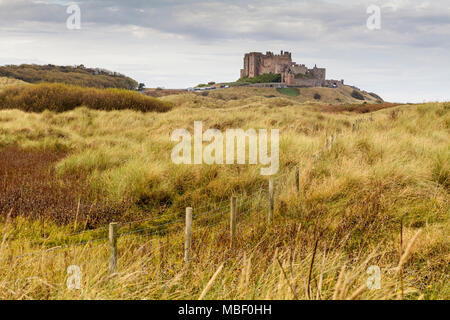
[318, 103, 402, 113]
[237, 73, 282, 84]
[368, 92, 383, 101]
[351, 90, 365, 100]
[390, 109, 399, 120]
[0, 83, 173, 113]
[314, 93, 321, 100]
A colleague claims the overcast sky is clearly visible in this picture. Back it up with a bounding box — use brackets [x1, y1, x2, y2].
[0, 0, 449, 102]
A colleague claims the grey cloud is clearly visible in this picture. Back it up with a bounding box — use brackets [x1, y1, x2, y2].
[0, 0, 448, 48]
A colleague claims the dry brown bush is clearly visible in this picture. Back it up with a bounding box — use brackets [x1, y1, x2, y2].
[318, 102, 402, 113]
[0, 147, 129, 226]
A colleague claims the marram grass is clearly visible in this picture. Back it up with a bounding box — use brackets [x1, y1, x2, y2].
[0, 99, 448, 300]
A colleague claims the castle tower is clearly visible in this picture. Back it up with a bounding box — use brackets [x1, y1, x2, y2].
[240, 51, 292, 79]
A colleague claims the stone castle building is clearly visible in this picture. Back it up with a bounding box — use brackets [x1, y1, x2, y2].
[240, 51, 343, 88]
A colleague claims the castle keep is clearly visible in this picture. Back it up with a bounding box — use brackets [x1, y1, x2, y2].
[240, 51, 343, 88]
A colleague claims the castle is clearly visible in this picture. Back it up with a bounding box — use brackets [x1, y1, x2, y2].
[240, 51, 344, 88]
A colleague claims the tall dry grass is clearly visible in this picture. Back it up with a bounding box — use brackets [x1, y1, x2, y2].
[0, 83, 173, 113]
[0, 98, 448, 299]
[0, 199, 446, 300]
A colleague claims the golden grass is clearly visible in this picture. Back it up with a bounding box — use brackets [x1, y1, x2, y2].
[0, 214, 447, 299]
[0, 98, 448, 300]
[0, 77, 26, 89]
[0, 83, 173, 113]
[158, 85, 381, 109]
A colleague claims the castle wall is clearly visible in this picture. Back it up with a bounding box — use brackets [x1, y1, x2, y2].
[247, 53, 256, 78]
[241, 51, 292, 78]
[324, 79, 345, 88]
[240, 51, 337, 88]
[286, 76, 325, 87]
[290, 64, 308, 75]
[310, 67, 326, 81]
[240, 53, 251, 78]
[259, 52, 292, 75]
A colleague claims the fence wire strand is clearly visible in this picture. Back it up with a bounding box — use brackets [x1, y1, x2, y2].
[6, 168, 299, 262]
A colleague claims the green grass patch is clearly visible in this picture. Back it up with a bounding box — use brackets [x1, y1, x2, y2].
[277, 87, 300, 97]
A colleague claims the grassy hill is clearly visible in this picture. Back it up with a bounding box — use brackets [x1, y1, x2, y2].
[0, 64, 138, 90]
[0, 94, 448, 299]
[157, 85, 383, 109]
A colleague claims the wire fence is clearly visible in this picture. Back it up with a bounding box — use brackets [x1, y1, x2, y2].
[3, 162, 317, 267]
[0, 122, 368, 286]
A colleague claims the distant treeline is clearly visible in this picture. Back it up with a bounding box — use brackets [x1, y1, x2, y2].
[0, 83, 173, 113]
[0, 64, 138, 90]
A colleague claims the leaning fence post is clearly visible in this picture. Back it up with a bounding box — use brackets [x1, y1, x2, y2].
[295, 166, 300, 194]
[109, 222, 118, 274]
[268, 179, 274, 224]
[184, 207, 193, 264]
[230, 197, 237, 248]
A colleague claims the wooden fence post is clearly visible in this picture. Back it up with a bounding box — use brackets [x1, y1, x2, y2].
[109, 222, 118, 274]
[230, 196, 237, 248]
[268, 179, 274, 224]
[295, 166, 300, 194]
[184, 207, 193, 264]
